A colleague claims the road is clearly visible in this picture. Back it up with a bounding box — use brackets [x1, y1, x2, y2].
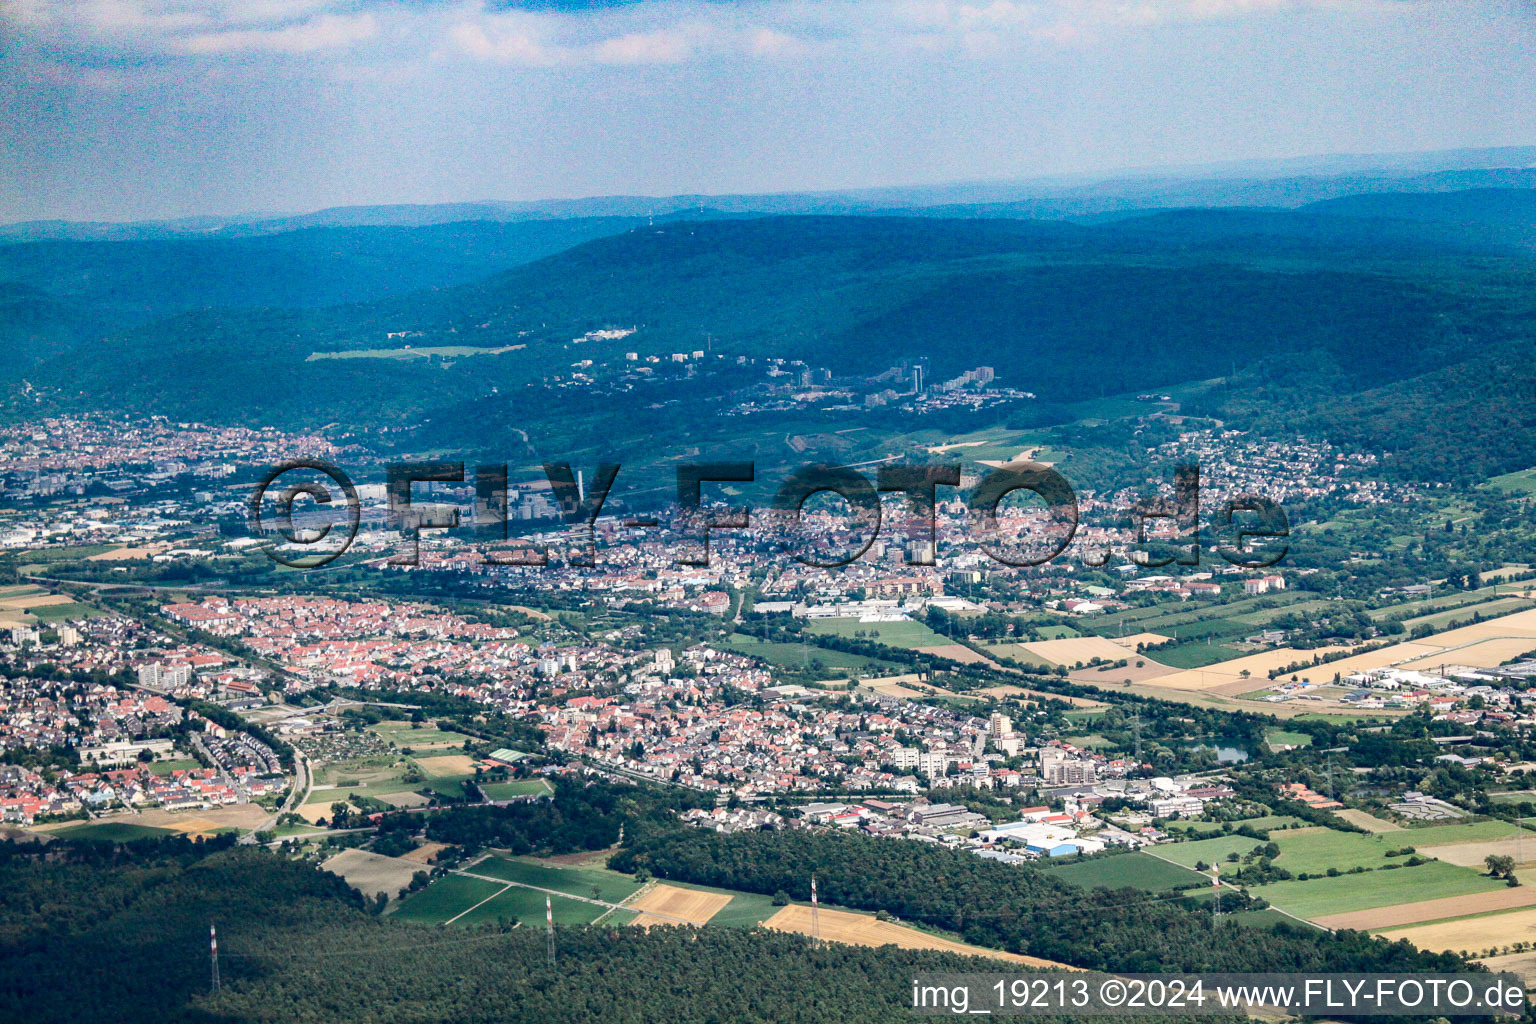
[239, 753, 310, 843]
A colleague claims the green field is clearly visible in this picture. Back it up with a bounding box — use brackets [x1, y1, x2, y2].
[391, 871, 623, 927]
[1393, 819, 1527, 845]
[368, 721, 474, 750]
[1044, 852, 1206, 892]
[1251, 861, 1505, 918]
[1483, 468, 1536, 494]
[50, 821, 177, 843]
[1263, 729, 1312, 750]
[1153, 835, 1269, 869]
[27, 602, 100, 622]
[1148, 643, 1249, 669]
[472, 856, 643, 904]
[479, 779, 553, 801]
[1165, 815, 1306, 835]
[307, 344, 525, 362]
[803, 618, 948, 649]
[721, 634, 904, 674]
[146, 759, 202, 775]
[1267, 828, 1402, 874]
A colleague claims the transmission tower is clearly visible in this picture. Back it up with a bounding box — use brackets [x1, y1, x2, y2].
[209, 921, 221, 995]
[545, 895, 556, 965]
[810, 874, 821, 945]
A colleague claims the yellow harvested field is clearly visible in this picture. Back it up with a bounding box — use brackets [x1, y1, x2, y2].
[296, 803, 332, 824]
[1112, 632, 1172, 649]
[763, 905, 1072, 968]
[376, 791, 433, 808]
[1377, 905, 1536, 954]
[916, 644, 1002, 667]
[1398, 637, 1536, 671]
[413, 754, 478, 775]
[1315, 887, 1536, 931]
[975, 685, 1105, 708]
[0, 593, 71, 611]
[861, 675, 962, 700]
[322, 849, 423, 899]
[1018, 636, 1140, 665]
[401, 841, 449, 864]
[1419, 837, 1536, 869]
[1479, 950, 1536, 987]
[1148, 644, 1365, 691]
[1234, 608, 1536, 684]
[86, 543, 169, 561]
[1331, 809, 1402, 832]
[1069, 660, 1180, 685]
[627, 884, 732, 927]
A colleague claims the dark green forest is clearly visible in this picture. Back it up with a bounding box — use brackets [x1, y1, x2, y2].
[611, 827, 1474, 975]
[0, 837, 1238, 1024]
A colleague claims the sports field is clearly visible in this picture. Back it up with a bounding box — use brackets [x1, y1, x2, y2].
[762, 905, 1070, 967]
[480, 779, 554, 801]
[628, 884, 732, 926]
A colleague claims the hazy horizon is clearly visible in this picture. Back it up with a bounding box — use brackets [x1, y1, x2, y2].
[4, 0, 1534, 224]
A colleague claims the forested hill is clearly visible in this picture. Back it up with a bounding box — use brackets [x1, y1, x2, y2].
[3, 193, 1534, 480]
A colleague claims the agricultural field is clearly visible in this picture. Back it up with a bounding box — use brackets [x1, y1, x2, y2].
[1165, 815, 1305, 836]
[629, 884, 733, 927]
[762, 904, 1067, 967]
[1313, 887, 1536, 931]
[392, 873, 616, 928]
[1399, 597, 1536, 633]
[1331, 809, 1402, 833]
[1153, 834, 1273, 869]
[322, 849, 426, 900]
[1015, 635, 1135, 666]
[471, 855, 642, 905]
[48, 821, 177, 843]
[1044, 852, 1206, 892]
[1377, 906, 1536, 956]
[1250, 860, 1506, 919]
[802, 618, 948, 649]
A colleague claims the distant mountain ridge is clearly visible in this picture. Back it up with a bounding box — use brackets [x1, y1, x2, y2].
[5, 143, 1534, 242]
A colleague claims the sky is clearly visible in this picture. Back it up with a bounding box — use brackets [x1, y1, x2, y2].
[1, 0, 1534, 223]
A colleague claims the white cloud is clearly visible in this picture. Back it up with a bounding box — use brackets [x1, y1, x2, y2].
[0, 0, 1423, 70]
[176, 11, 378, 53]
